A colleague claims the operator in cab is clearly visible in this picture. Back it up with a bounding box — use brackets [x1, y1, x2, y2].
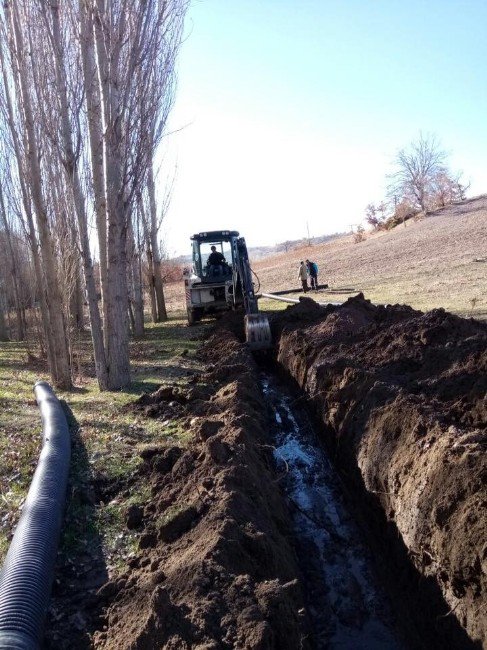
[207, 245, 226, 266]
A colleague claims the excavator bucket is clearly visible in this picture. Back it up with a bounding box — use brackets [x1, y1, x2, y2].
[245, 314, 272, 350]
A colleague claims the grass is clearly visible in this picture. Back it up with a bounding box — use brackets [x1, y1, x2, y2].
[157, 502, 186, 528]
[0, 311, 210, 571]
[0, 342, 43, 559]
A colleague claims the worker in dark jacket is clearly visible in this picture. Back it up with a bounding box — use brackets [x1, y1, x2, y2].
[306, 259, 318, 290]
[208, 245, 225, 266]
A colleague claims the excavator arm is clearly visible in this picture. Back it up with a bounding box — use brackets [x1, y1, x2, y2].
[233, 237, 272, 350]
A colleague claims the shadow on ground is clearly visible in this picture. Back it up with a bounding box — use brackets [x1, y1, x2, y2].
[44, 402, 108, 649]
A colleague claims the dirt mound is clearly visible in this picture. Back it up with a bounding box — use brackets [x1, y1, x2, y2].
[93, 330, 306, 649]
[274, 295, 487, 647]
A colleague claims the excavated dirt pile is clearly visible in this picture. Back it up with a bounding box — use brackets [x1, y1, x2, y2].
[272, 294, 487, 648]
[93, 328, 306, 649]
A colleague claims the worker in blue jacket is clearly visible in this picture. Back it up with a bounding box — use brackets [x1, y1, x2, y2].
[306, 259, 319, 290]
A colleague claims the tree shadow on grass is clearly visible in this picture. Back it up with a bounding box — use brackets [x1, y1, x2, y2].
[44, 401, 109, 649]
[69, 386, 90, 395]
[124, 379, 164, 395]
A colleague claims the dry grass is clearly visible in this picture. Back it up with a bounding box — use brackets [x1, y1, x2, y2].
[253, 196, 487, 319]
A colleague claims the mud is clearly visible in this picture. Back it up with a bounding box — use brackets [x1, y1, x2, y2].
[93, 329, 307, 649]
[262, 373, 404, 649]
[272, 294, 487, 648]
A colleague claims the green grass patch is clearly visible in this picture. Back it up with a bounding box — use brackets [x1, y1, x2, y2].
[0, 311, 209, 569]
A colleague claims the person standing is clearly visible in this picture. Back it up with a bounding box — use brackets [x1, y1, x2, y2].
[306, 259, 319, 290]
[298, 261, 309, 293]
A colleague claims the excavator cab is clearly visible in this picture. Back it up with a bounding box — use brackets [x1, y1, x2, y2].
[184, 230, 272, 350]
[193, 238, 233, 282]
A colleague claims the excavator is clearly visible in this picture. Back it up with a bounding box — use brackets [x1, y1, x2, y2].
[183, 230, 272, 350]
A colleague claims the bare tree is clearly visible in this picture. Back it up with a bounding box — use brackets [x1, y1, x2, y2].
[387, 133, 464, 213]
[37, 0, 109, 388]
[365, 203, 379, 229]
[138, 193, 157, 322]
[133, 3, 184, 325]
[0, 0, 187, 391]
[394, 199, 416, 227]
[146, 164, 168, 322]
[1, 0, 72, 389]
[353, 224, 366, 243]
[0, 177, 25, 339]
[86, 0, 187, 387]
[431, 171, 469, 208]
[0, 11, 55, 360]
[0, 276, 8, 341]
[127, 217, 144, 337]
[88, 0, 141, 387]
[141, 165, 176, 323]
[79, 0, 109, 342]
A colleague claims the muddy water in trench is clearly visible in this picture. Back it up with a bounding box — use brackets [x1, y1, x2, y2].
[261, 374, 405, 650]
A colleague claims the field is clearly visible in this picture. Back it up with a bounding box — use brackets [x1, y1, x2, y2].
[163, 196, 487, 320]
[253, 196, 487, 318]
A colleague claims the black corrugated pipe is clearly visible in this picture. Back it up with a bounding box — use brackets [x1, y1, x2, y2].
[0, 381, 71, 649]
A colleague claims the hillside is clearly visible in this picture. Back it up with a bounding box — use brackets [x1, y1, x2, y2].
[170, 232, 344, 266]
[253, 195, 487, 319]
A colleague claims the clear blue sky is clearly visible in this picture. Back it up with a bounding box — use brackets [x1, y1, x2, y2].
[162, 0, 487, 255]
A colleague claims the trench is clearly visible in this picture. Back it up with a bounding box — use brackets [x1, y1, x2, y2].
[261, 371, 406, 649]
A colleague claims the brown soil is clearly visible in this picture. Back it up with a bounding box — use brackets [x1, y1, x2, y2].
[49, 296, 486, 648]
[92, 328, 307, 649]
[273, 294, 487, 648]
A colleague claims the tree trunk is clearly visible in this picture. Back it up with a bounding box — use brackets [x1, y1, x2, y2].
[0, 181, 24, 340]
[127, 224, 144, 337]
[0, 27, 50, 353]
[139, 196, 158, 322]
[21, 306, 27, 339]
[128, 301, 135, 333]
[105, 199, 131, 388]
[147, 264, 158, 323]
[70, 266, 85, 331]
[50, 0, 109, 389]
[5, 307, 12, 337]
[147, 164, 167, 321]
[132, 260, 144, 337]
[0, 302, 8, 342]
[94, 0, 131, 389]
[79, 0, 109, 344]
[5, 2, 71, 388]
[11, 3, 71, 389]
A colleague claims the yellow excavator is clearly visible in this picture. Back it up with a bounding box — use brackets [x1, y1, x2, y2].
[183, 230, 272, 350]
